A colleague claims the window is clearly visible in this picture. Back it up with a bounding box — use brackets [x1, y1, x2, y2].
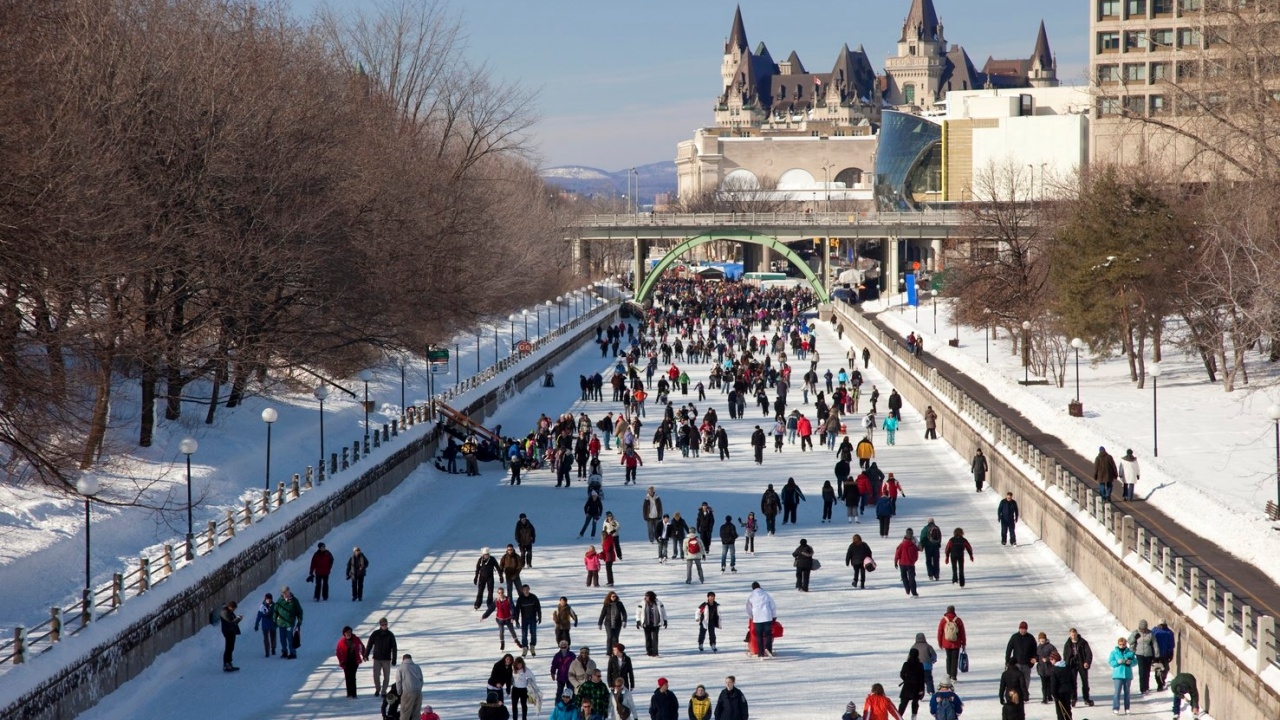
[1098, 64, 1122, 82]
[1098, 97, 1121, 116]
[1126, 31, 1148, 51]
[1153, 0, 1175, 13]
[1128, 0, 1147, 16]
[904, 83, 916, 104]
[1149, 95, 1167, 114]
[1125, 63, 1147, 81]
[1100, 0, 1121, 17]
[1176, 60, 1199, 80]
[1179, 0, 1201, 11]
[1151, 62, 1171, 82]
[1178, 28, 1201, 48]
[1099, 32, 1121, 52]
[1124, 95, 1146, 114]
[1150, 29, 1174, 48]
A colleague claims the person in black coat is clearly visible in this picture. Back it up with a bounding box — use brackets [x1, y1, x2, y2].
[999, 659, 1031, 708]
[1062, 628, 1094, 707]
[899, 647, 926, 718]
[649, 678, 680, 720]
[1006, 623, 1038, 690]
[219, 601, 242, 672]
[1048, 652, 1076, 720]
[474, 548, 500, 610]
[488, 654, 515, 697]
[792, 539, 815, 592]
[845, 534, 873, 589]
[713, 677, 748, 720]
[750, 426, 766, 464]
[347, 547, 369, 601]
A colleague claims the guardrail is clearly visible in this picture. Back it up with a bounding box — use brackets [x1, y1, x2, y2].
[573, 211, 969, 228]
[829, 298, 1279, 677]
[0, 292, 623, 671]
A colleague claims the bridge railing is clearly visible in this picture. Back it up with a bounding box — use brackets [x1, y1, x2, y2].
[573, 211, 969, 228]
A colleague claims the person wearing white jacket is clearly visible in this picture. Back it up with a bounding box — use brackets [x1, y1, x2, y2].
[609, 676, 639, 720]
[1119, 449, 1141, 501]
[510, 655, 542, 720]
[636, 591, 669, 657]
[394, 654, 424, 720]
[745, 582, 778, 658]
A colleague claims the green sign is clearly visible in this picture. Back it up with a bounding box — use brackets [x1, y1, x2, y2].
[426, 348, 449, 363]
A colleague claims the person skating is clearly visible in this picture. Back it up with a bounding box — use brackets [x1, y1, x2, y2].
[253, 593, 277, 657]
[898, 648, 926, 718]
[716, 426, 730, 460]
[620, 447, 643, 485]
[1127, 619, 1157, 695]
[856, 435, 875, 470]
[894, 529, 920, 597]
[821, 480, 836, 522]
[583, 546, 601, 588]
[924, 406, 938, 440]
[999, 660, 1031, 711]
[395, 654, 424, 720]
[859, 682, 903, 720]
[929, 681, 964, 719]
[219, 601, 242, 672]
[602, 530, 621, 586]
[480, 690, 513, 720]
[608, 675, 638, 720]
[791, 538, 815, 592]
[760, 484, 781, 535]
[695, 502, 716, 552]
[607, 642, 635, 689]
[1001, 690, 1026, 720]
[937, 606, 967, 683]
[697, 592, 721, 653]
[745, 582, 777, 658]
[549, 687, 577, 720]
[736, 512, 757, 554]
[911, 632, 940, 695]
[598, 591, 628, 650]
[649, 677, 680, 720]
[997, 493, 1020, 546]
[688, 685, 713, 720]
[1036, 633, 1059, 704]
[476, 547, 500, 610]
[550, 641, 575, 700]
[683, 530, 706, 584]
[642, 487, 663, 543]
[635, 591, 668, 657]
[845, 534, 873, 589]
[567, 646, 597, 695]
[1062, 627, 1094, 707]
[918, 518, 943, 581]
[347, 546, 369, 601]
[510, 656, 538, 720]
[1152, 620, 1175, 692]
[875, 491, 894, 538]
[1107, 635, 1136, 714]
[308, 542, 334, 602]
[1006, 621, 1038, 692]
[750, 425, 766, 464]
[581, 491, 603, 539]
[719, 515, 739, 572]
[862, 347, 871, 368]
[780, 477, 806, 525]
[971, 449, 989, 492]
[515, 584, 543, 657]
[489, 653, 516, 698]
[843, 471, 859, 523]
[552, 597, 578, 648]
[336, 625, 366, 698]
[670, 512, 690, 559]
[714, 676, 748, 720]
[515, 514, 537, 568]
[500, 544, 526, 600]
[365, 617, 398, 697]
[944, 529, 974, 588]
[576, 668, 611, 719]
[272, 586, 303, 659]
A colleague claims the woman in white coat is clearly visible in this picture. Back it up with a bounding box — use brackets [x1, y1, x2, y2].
[635, 590, 668, 657]
[1119, 449, 1141, 501]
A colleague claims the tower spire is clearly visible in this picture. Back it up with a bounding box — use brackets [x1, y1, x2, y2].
[726, 5, 749, 54]
[1031, 20, 1053, 70]
[900, 0, 940, 43]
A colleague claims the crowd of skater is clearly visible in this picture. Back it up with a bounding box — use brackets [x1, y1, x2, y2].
[214, 278, 1204, 720]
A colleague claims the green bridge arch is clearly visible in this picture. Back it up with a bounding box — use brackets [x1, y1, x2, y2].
[635, 232, 829, 304]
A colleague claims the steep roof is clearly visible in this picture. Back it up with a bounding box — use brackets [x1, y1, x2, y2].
[939, 45, 983, 96]
[829, 44, 878, 102]
[900, 0, 941, 43]
[785, 50, 807, 74]
[1031, 20, 1053, 70]
[755, 42, 778, 75]
[727, 5, 749, 53]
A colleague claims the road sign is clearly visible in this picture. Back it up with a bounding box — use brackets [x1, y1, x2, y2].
[517, 340, 533, 355]
[426, 348, 449, 363]
[430, 363, 449, 375]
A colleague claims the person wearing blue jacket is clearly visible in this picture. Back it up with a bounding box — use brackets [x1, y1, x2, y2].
[1108, 636, 1137, 714]
[875, 493, 895, 538]
[253, 593, 277, 657]
[928, 681, 964, 718]
[1151, 620, 1176, 691]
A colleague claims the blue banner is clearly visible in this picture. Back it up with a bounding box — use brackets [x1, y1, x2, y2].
[905, 273, 918, 306]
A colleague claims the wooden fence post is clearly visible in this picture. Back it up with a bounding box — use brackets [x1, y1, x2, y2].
[163, 544, 173, 577]
[207, 520, 217, 552]
[50, 607, 61, 643]
[226, 510, 236, 538]
[139, 557, 150, 594]
[111, 573, 123, 608]
[13, 626, 24, 664]
[291, 474, 300, 498]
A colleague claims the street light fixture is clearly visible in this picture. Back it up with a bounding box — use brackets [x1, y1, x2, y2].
[358, 369, 373, 440]
[508, 314, 517, 352]
[261, 407, 278, 491]
[179, 437, 198, 560]
[1070, 338, 1084, 404]
[543, 299, 552, 336]
[556, 296, 564, 327]
[1268, 404, 1280, 509]
[398, 355, 407, 410]
[1021, 320, 1032, 385]
[77, 475, 100, 620]
[313, 385, 328, 479]
[1149, 362, 1161, 457]
[982, 309, 991, 363]
[521, 308, 529, 341]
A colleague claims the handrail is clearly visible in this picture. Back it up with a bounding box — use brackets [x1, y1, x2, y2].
[571, 211, 970, 228]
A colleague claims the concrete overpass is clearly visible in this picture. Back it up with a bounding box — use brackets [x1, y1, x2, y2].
[568, 210, 971, 300]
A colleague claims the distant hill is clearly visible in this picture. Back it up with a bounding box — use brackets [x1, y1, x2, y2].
[540, 161, 677, 206]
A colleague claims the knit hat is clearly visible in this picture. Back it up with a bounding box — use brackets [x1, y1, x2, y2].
[482, 547, 491, 555]
[657, 677, 669, 687]
[561, 688, 574, 698]
[1019, 621, 1029, 629]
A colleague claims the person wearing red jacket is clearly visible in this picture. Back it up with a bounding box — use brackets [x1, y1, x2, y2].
[893, 529, 920, 598]
[588, 435, 601, 459]
[936, 605, 967, 683]
[796, 414, 813, 451]
[855, 473, 873, 519]
[308, 542, 334, 602]
[620, 448, 643, 486]
[336, 625, 367, 698]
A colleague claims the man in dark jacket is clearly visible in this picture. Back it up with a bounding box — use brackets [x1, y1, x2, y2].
[714, 676, 748, 720]
[750, 426, 766, 464]
[887, 389, 902, 420]
[760, 485, 781, 535]
[1063, 627, 1094, 707]
[308, 542, 334, 601]
[514, 584, 542, 657]
[220, 601, 242, 672]
[649, 678, 680, 720]
[607, 643, 635, 689]
[365, 617, 398, 697]
[971, 449, 989, 492]
[997, 492, 1020, 546]
[515, 514, 537, 568]
[780, 478, 806, 525]
[1006, 621, 1038, 691]
[715, 427, 730, 460]
[718, 515, 739, 572]
[347, 547, 369, 601]
[695, 503, 716, 551]
[918, 519, 943, 581]
[1093, 446, 1118, 501]
[500, 544, 525, 600]
[474, 547, 500, 610]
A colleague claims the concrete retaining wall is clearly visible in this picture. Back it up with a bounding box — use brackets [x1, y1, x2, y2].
[829, 301, 1280, 720]
[4, 306, 618, 720]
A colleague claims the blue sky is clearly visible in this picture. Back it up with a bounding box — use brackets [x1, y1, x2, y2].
[289, 1, 1087, 171]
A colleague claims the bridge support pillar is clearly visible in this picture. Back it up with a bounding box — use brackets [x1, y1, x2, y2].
[632, 236, 648, 290]
[883, 235, 901, 300]
[758, 245, 772, 272]
[931, 238, 943, 273]
[571, 237, 590, 276]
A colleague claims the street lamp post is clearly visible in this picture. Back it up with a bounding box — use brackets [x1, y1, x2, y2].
[1071, 338, 1084, 402]
[77, 475, 100, 617]
[359, 369, 373, 440]
[982, 309, 991, 363]
[313, 385, 328, 480]
[522, 308, 529, 341]
[508, 314, 516, 353]
[1268, 404, 1280, 508]
[261, 407, 278, 491]
[1150, 362, 1161, 457]
[477, 330, 482, 374]
[398, 357, 406, 411]
[180, 437, 198, 560]
[1021, 320, 1032, 385]
[556, 296, 564, 327]
[543, 300, 552, 335]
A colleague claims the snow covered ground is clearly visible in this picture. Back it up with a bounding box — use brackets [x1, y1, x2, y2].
[0, 289, 616, 633]
[76, 318, 1197, 720]
[867, 295, 1280, 590]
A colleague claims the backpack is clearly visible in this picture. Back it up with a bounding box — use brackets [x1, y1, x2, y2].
[943, 616, 960, 643]
[935, 695, 958, 720]
[687, 537, 701, 555]
[928, 525, 942, 544]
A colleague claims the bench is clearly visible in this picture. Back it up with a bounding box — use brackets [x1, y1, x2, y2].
[1267, 500, 1280, 522]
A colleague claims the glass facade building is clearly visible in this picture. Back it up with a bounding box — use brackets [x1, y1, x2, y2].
[874, 110, 943, 211]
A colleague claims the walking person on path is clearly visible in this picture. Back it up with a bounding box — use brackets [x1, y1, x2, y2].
[1036, 633, 1059, 704]
[476, 547, 500, 610]
[781, 477, 806, 525]
[253, 593, 276, 657]
[396, 654, 424, 720]
[1093, 446, 1118, 502]
[971, 449, 989, 493]
[997, 493, 1020, 546]
[1128, 620, 1157, 694]
[684, 530, 706, 584]
[347, 546, 369, 602]
[1108, 636, 1137, 714]
[936, 605, 967, 684]
[635, 591, 668, 657]
[745, 583, 777, 658]
[1119, 449, 1141, 501]
[335, 625, 366, 698]
[308, 542, 334, 602]
[719, 515, 738, 572]
[919, 519, 943, 581]
[365, 617, 397, 697]
[924, 406, 938, 439]
[219, 601, 242, 672]
[894, 529, 920, 597]
[272, 586, 303, 659]
[944, 529, 974, 588]
[515, 514, 537, 568]
[1063, 628, 1095, 708]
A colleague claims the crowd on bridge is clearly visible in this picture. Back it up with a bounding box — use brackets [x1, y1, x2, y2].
[213, 276, 1205, 720]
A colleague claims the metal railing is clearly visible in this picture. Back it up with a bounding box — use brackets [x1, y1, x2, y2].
[573, 210, 969, 229]
[0, 294, 623, 670]
[828, 299, 1279, 676]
